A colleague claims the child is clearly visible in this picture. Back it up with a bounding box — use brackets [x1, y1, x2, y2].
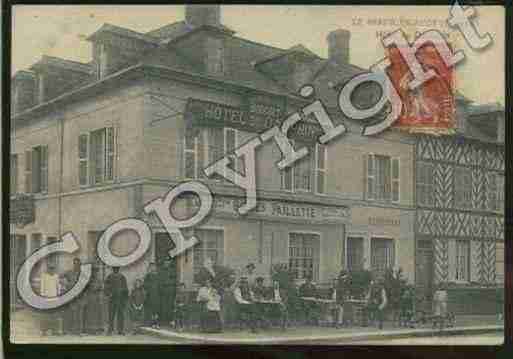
[197, 279, 222, 333]
[433, 283, 448, 330]
[129, 279, 145, 334]
[398, 287, 415, 328]
[174, 282, 187, 331]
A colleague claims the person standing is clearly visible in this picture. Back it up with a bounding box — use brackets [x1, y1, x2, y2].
[63, 258, 87, 335]
[174, 282, 187, 331]
[40, 264, 61, 336]
[299, 275, 319, 325]
[271, 280, 288, 330]
[333, 272, 350, 328]
[143, 263, 160, 328]
[233, 277, 259, 333]
[196, 279, 223, 333]
[433, 283, 448, 330]
[158, 258, 177, 327]
[129, 279, 145, 334]
[83, 264, 105, 334]
[365, 279, 387, 330]
[104, 266, 129, 335]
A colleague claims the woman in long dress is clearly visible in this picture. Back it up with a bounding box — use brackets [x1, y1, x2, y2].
[197, 279, 222, 333]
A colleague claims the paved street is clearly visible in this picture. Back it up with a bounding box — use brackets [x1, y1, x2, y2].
[356, 333, 504, 345]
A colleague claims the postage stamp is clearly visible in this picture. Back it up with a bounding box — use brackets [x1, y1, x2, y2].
[6, 3, 505, 347]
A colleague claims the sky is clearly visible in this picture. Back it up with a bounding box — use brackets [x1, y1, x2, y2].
[12, 5, 504, 105]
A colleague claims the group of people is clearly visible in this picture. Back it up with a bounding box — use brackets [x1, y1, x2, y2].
[38, 257, 186, 336]
[195, 262, 289, 334]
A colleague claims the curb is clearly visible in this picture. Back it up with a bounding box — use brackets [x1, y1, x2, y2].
[139, 325, 503, 344]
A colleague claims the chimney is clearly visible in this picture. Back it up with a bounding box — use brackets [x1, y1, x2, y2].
[12, 71, 36, 115]
[185, 5, 221, 28]
[327, 29, 351, 65]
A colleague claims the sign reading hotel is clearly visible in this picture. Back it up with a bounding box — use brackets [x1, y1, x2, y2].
[185, 98, 324, 141]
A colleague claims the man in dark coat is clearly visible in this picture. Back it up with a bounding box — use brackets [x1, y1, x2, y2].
[63, 258, 87, 335]
[158, 258, 177, 327]
[104, 266, 129, 335]
[143, 262, 160, 328]
[299, 275, 320, 325]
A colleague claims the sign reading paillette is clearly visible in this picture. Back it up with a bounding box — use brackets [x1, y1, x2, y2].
[213, 196, 349, 223]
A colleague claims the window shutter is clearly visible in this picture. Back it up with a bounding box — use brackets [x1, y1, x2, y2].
[25, 150, 32, 193]
[447, 239, 457, 282]
[78, 134, 89, 186]
[392, 157, 400, 202]
[366, 154, 375, 200]
[105, 127, 115, 181]
[40, 146, 48, 193]
[470, 240, 480, 282]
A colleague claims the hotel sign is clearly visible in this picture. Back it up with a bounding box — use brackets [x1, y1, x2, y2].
[213, 197, 349, 224]
[185, 98, 323, 142]
[10, 194, 35, 226]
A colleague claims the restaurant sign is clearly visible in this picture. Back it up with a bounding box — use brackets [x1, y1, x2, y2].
[10, 194, 35, 226]
[213, 197, 349, 224]
[185, 98, 323, 142]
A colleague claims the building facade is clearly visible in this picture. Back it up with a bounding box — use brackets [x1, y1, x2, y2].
[415, 101, 505, 314]
[10, 5, 443, 301]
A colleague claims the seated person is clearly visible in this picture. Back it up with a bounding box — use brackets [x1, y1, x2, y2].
[299, 275, 320, 325]
[233, 277, 261, 333]
[174, 282, 187, 331]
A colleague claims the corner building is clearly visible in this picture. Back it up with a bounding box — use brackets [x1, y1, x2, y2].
[11, 5, 417, 297]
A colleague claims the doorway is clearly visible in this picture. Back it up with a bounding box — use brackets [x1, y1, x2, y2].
[416, 239, 434, 311]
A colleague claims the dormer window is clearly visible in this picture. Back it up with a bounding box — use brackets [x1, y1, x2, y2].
[206, 37, 224, 75]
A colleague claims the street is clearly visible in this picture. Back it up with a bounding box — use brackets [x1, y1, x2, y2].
[354, 333, 504, 345]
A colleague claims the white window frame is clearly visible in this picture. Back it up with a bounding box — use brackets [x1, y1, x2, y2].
[87, 126, 116, 186]
[370, 237, 396, 276]
[184, 129, 199, 180]
[366, 153, 400, 203]
[287, 231, 322, 282]
[345, 235, 365, 271]
[78, 133, 89, 187]
[315, 143, 327, 195]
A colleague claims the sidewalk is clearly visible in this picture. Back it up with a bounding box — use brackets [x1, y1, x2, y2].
[10, 308, 503, 344]
[138, 316, 504, 344]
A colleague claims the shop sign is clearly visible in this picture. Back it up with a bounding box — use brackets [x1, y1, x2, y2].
[185, 98, 323, 142]
[214, 197, 349, 223]
[368, 216, 400, 226]
[10, 194, 35, 226]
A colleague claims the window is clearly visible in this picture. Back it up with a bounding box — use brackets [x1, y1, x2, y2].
[289, 232, 320, 281]
[455, 240, 470, 281]
[25, 145, 48, 194]
[371, 238, 395, 277]
[417, 162, 434, 206]
[454, 167, 472, 209]
[193, 229, 224, 282]
[184, 127, 238, 181]
[79, 127, 115, 186]
[347, 236, 364, 271]
[10, 154, 18, 194]
[315, 144, 327, 194]
[46, 236, 58, 270]
[488, 173, 504, 212]
[366, 154, 399, 202]
[281, 143, 326, 194]
[206, 37, 224, 74]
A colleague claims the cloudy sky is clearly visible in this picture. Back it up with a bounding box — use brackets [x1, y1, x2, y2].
[12, 5, 504, 105]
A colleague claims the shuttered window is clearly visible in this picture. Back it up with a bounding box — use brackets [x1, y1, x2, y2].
[417, 162, 434, 206]
[24, 146, 48, 194]
[371, 238, 395, 278]
[454, 167, 472, 209]
[81, 127, 115, 186]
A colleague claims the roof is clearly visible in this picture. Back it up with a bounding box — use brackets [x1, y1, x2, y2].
[147, 20, 235, 41]
[467, 102, 504, 117]
[30, 55, 92, 74]
[87, 23, 160, 45]
[254, 43, 319, 66]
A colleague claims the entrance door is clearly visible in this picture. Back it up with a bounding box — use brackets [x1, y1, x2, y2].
[416, 239, 434, 310]
[154, 232, 179, 278]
